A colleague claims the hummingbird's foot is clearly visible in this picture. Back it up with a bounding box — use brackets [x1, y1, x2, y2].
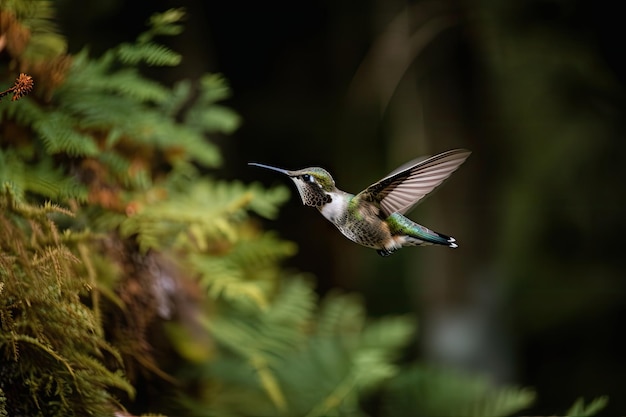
[377, 248, 397, 257]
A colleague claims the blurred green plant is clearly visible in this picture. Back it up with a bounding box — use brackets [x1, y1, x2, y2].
[0, 1, 604, 416]
[383, 364, 535, 417]
[0, 189, 134, 416]
[566, 396, 609, 417]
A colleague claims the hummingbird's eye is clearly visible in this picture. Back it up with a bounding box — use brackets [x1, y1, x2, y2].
[302, 174, 314, 183]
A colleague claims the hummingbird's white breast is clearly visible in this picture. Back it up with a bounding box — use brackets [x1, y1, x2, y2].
[318, 191, 350, 223]
[318, 191, 393, 250]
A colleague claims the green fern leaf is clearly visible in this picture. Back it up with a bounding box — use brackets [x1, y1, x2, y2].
[191, 253, 270, 310]
[159, 79, 192, 117]
[206, 277, 316, 360]
[198, 73, 234, 103]
[186, 103, 241, 134]
[229, 232, 297, 269]
[33, 112, 99, 156]
[75, 68, 170, 103]
[0, 151, 88, 202]
[277, 336, 359, 417]
[0, 96, 45, 127]
[189, 232, 296, 310]
[566, 396, 609, 417]
[119, 180, 288, 252]
[6, 0, 67, 60]
[317, 291, 366, 338]
[195, 280, 415, 417]
[152, 122, 223, 167]
[140, 8, 186, 41]
[383, 364, 535, 417]
[0, 387, 7, 417]
[353, 316, 415, 392]
[116, 42, 181, 66]
[247, 182, 291, 219]
[196, 277, 317, 413]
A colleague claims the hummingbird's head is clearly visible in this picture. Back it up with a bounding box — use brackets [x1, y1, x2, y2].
[248, 163, 336, 207]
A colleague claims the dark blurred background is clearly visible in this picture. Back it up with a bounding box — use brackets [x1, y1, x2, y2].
[56, 0, 626, 414]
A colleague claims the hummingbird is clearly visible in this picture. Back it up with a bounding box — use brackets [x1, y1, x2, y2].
[249, 149, 470, 256]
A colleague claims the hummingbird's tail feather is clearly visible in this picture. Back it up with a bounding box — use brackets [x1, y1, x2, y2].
[387, 213, 458, 248]
[403, 230, 458, 248]
[429, 231, 458, 248]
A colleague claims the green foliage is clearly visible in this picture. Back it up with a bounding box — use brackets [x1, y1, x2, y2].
[116, 180, 289, 253]
[383, 364, 535, 417]
[116, 43, 181, 67]
[1, 0, 67, 60]
[0, 5, 241, 202]
[0, 388, 6, 417]
[182, 286, 415, 417]
[189, 231, 296, 310]
[0, 187, 133, 416]
[139, 7, 186, 42]
[0, 150, 88, 201]
[566, 396, 609, 417]
[0, 4, 273, 415]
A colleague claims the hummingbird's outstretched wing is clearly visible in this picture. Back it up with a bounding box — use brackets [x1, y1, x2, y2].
[358, 149, 471, 216]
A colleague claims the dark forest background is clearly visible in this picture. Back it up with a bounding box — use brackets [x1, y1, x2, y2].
[51, 0, 626, 414]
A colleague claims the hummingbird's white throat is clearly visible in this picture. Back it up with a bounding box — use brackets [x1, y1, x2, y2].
[319, 192, 349, 223]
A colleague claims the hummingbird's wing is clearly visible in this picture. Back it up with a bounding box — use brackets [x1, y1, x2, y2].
[358, 149, 471, 216]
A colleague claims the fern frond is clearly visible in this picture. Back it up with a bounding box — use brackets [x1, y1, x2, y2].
[0, 153, 88, 203]
[94, 150, 130, 175]
[23, 27, 67, 61]
[138, 8, 186, 43]
[187, 230, 295, 310]
[229, 231, 297, 270]
[185, 103, 241, 135]
[192, 277, 318, 413]
[159, 78, 192, 117]
[26, 158, 89, 201]
[0, 95, 45, 125]
[119, 180, 287, 252]
[0, 387, 7, 417]
[265, 276, 317, 332]
[119, 193, 244, 252]
[73, 354, 135, 397]
[65, 66, 170, 104]
[246, 182, 291, 219]
[206, 277, 316, 360]
[33, 111, 99, 156]
[150, 121, 223, 167]
[59, 91, 148, 134]
[276, 336, 358, 416]
[566, 396, 609, 417]
[351, 316, 415, 393]
[279, 315, 415, 414]
[317, 291, 366, 338]
[198, 73, 234, 103]
[56, 86, 223, 170]
[383, 364, 535, 417]
[194, 277, 416, 417]
[11, 334, 77, 383]
[116, 42, 181, 67]
[359, 315, 415, 355]
[191, 253, 270, 310]
[183, 74, 241, 134]
[4, 0, 67, 60]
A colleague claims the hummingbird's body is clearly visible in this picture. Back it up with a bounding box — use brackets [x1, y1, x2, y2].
[317, 190, 452, 255]
[249, 149, 470, 256]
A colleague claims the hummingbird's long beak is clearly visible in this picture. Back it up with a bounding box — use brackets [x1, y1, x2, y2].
[248, 162, 292, 176]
